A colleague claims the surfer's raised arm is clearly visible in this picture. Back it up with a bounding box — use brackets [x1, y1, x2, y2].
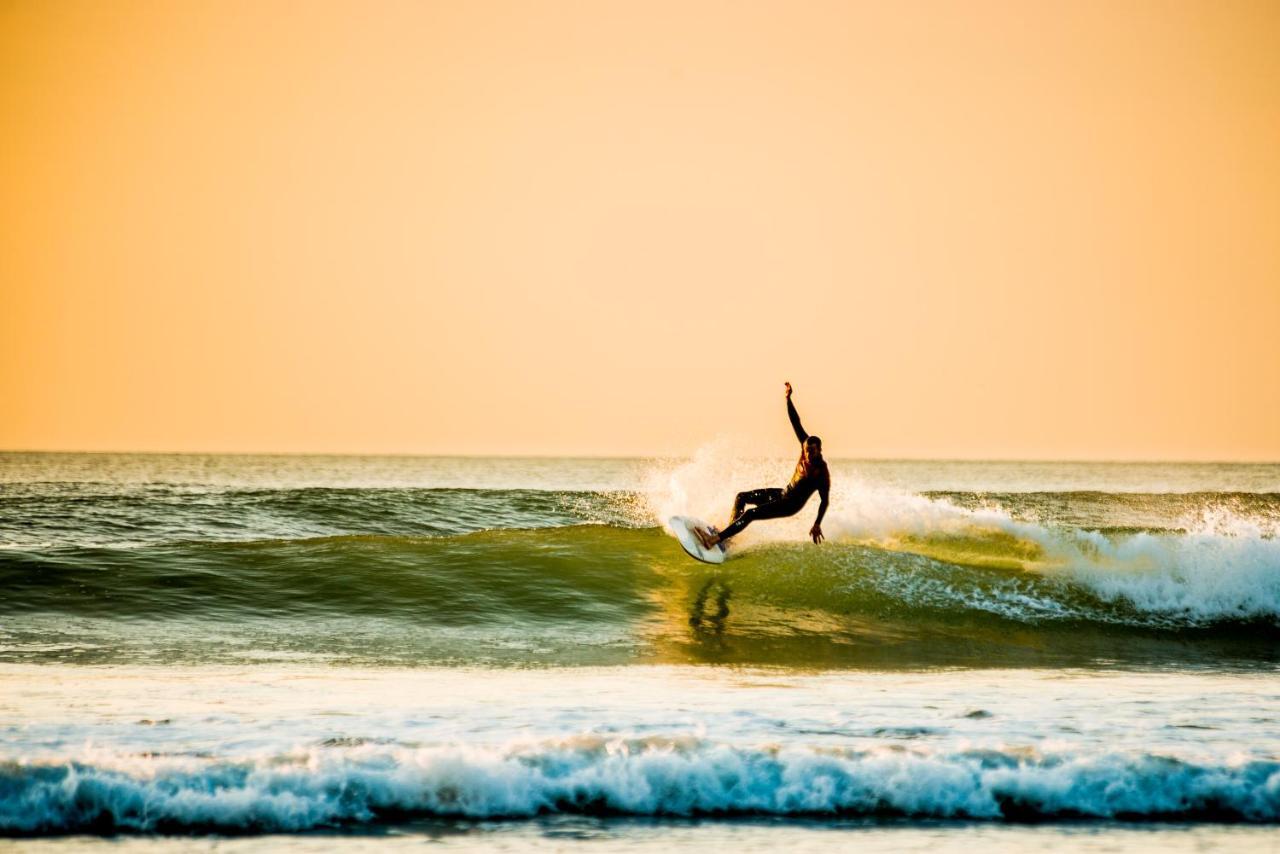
[785, 382, 808, 444]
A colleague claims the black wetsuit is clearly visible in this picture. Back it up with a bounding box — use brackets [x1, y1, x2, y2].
[717, 397, 830, 542]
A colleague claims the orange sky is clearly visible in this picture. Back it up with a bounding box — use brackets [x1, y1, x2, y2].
[3, 0, 1277, 460]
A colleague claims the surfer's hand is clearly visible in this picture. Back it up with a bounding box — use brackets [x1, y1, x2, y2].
[785, 382, 793, 398]
[809, 524, 824, 544]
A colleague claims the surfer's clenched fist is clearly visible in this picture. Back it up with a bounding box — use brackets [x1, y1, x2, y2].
[785, 382, 793, 399]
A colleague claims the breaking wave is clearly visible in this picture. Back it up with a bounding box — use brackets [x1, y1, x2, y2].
[4, 739, 1279, 834]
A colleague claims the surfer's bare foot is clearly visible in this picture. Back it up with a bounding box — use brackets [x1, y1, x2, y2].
[694, 527, 719, 550]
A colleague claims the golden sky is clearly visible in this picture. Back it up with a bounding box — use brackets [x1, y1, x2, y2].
[3, 0, 1277, 459]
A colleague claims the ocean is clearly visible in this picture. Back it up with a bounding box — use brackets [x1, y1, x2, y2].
[1, 451, 1277, 850]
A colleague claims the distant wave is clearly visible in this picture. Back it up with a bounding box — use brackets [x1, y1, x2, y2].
[4, 481, 1276, 551]
[0, 484, 645, 549]
[4, 738, 1278, 833]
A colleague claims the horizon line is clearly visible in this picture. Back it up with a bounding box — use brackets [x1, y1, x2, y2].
[2, 448, 1277, 466]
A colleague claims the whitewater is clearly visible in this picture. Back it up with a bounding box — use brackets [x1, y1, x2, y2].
[1, 452, 1278, 849]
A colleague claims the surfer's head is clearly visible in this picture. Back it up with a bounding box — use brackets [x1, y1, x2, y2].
[804, 435, 823, 462]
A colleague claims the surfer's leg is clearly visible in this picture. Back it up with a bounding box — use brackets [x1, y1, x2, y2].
[750, 493, 807, 522]
[714, 510, 756, 542]
[731, 488, 784, 521]
[717, 493, 807, 543]
[709, 488, 785, 546]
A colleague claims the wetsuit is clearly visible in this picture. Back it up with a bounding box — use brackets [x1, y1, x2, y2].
[717, 397, 830, 542]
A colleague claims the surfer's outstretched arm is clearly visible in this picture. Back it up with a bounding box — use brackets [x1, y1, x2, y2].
[785, 382, 808, 443]
[810, 482, 829, 544]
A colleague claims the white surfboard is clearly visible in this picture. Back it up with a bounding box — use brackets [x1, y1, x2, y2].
[669, 516, 727, 564]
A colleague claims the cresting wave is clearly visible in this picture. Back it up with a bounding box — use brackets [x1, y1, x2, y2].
[4, 525, 1278, 633]
[646, 453, 1280, 629]
[4, 739, 1279, 833]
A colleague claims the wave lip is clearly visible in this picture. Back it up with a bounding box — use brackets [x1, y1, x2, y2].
[4, 740, 1279, 834]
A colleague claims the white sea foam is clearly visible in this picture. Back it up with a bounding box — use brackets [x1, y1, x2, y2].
[4, 739, 1278, 832]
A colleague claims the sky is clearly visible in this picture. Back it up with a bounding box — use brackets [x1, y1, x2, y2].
[2, 0, 1277, 460]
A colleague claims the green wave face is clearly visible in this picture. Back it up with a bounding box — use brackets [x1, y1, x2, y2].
[4, 525, 1277, 670]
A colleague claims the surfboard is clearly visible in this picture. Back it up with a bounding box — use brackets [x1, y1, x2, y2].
[669, 516, 727, 564]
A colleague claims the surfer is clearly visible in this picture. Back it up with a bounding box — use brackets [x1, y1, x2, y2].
[695, 382, 830, 549]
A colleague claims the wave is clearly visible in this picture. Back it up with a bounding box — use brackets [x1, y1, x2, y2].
[643, 454, 1280, 626]
[4, 739, 1278, 833]
[4, 524, 1278, 633]
[927, 490, 1280, 535]
[0, 484, 643, 549]
[4, 461, 1278, 666]
[5, 478, 1277, 552]
[0, 527, 661, 625]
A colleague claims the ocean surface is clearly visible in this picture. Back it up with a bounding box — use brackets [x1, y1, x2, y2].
[2, 451, 1278, 850]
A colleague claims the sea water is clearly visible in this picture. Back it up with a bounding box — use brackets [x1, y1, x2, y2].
[1, 452, 1277, 849]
